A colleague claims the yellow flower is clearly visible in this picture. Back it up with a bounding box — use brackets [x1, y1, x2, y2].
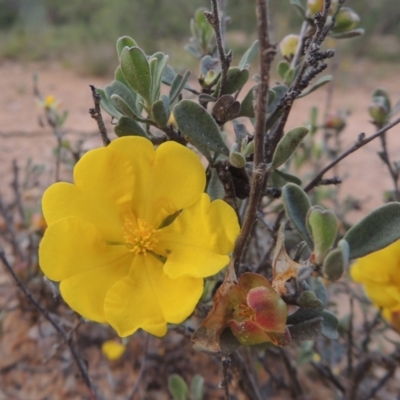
[350, 240, 400, 310]
[39, 137, 239, 337]
[101, 340, 126, 361]
[279, 35, 299, 59]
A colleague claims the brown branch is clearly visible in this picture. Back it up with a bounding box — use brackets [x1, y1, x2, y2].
[205, 0, 232, 97]
[304, 117, 400, 192]
[221, 356, 231, 400]
[89, 85, 110, 146]
[231, 0, 273, 273]
[0, 250, 100, 400]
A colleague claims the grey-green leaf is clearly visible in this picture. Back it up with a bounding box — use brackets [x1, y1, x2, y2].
[151, 95, 170, 127]
[343, 202, 400, 259]
[329, 28, 365, 39]
[207, 167, 225, 200]
[190, 375, 204, 400]
[120, 46, 151, 105]
[278, 61, 290, 80]
[273, 169, 302, 185]
[288, 317, 323, 342]
[238, 40, 259, 70]
[96, 87, 122, 119]
[321, 311, 339, 340]
[270, 126, 310, 169]
[322, 247, 346, 282]
[116, 36, 137, 60]
[149, 52, 169, 104]
[306, 206, 338, 264]
[111, 94, 143, 121]
[168, 374, 189, 400]
[114, 116, 147, 137]
[298, 75, 332, 98]
[290, 0, 306, 18]
[267, 85, 288, 113]
[297, 291, 323, 309]
[218, 67, 249, 95]
[281, 183, 313, 248]
[173, 100, 229, 156]
[170, 71, 191, 104]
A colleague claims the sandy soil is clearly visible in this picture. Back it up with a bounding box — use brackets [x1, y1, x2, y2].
[1, 59, 400, 399]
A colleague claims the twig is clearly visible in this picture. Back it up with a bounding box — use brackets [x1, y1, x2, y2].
[205, 0, 232, 97]
[361, 310, 382, 352]
[363, 367, 395, 400]
[310, 361, 345, 393]
[127, 334, 150, 400]
[378, 130, 399, 200]
[346, 357, 373, 400]
[231, 0, 273, 273]
[304, 117, 400, 192]
[280, 348, 304, 399]
[11, 160, 26, 224]
[231, 351, 264, 400]
[347, 296, 354, 375]
[221, 356, 231, 400]
[89, 85, 110, 146]
[0, 250, 100, 400]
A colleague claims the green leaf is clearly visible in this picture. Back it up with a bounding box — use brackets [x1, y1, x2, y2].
[298, 75, 332, 98]
[207, 168, 225, 200]
[151, 95, 170, 127]
[96, 88, 122, 119]
[297, 291, 323, 309]
[238, 40, 259, 70]
[322, 243, 348, 282]
[120, 46, 152, 105]
[169, 71, 191, 104]
[278, 61, 290, 80]
[114, 116, 146, 137]
[173, 100, 229, 156]
[200, 55, 221, 76]
[290, 0, 306, 18]
[270, 126, 310, 169]
[111, 94, 143, 121]
[321, 311, 339, 340]
[281, 183, 313, 248]
[168, 374, 189, 400]
[343, 202, 400, 259]
[267, 85, 288, 113]
[273, 169, 302, 185]
[329, 28, 365, 39]
[116, 36, 137, 60]
[217, 67, 249, 95]
[288, 317, 323, 342]
[306, 206, 338, 264]
[149, 52, 169, 104]
[190, 375, 204, 400]
[105, 81, 140, 115]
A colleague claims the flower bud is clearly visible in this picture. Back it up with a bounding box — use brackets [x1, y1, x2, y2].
[369, 96, 390, 125]
[323, 114, 346, 131]
[279, 35, 299, 59]
[101, 340, 126, 361]
[307, 0, 324, 15]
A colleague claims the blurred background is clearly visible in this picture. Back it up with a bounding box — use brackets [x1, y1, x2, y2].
[0, 0, 399, 76]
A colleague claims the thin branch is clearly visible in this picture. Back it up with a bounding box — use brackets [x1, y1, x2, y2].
[205, 0, 232, 97]
[0, 250, 100, 400]
[221, 356, 231, 400]
[280, 348, 304, 399]
[231, 0, 273, 273]
[89, 85, 110, 146]
[363, 367, 396, 400]
[304, 117, 400, 192]
[127, 334, 150, 400]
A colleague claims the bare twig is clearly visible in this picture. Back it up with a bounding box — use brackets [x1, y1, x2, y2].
[304, 117, 400, 192]
[310, 361, 345, 393]
[221, 356, 231, 400]
[231, 0, 273, 273]
[347, 296, 354, 375]
[205, 0, 232, 97]
[231, 351, 264, 400]
[127, 334, 150, 400]
[0, 250, 100, 400]
[89, 85, 110, 146]
[363, 366, 396, 400]
[280, 348, 304, 399]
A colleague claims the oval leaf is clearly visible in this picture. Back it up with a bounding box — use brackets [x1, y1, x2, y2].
[298, 75, 332, 98]
[238, 40, 259, 70]
[151, 95, 170, 127]
[114, 116, 146, 137]
[343, 202, 400, 259]
[173, 100, 229, 156]
[120, 46, 151, 105]
[281, 183, 313, 248]
[116, 36, 137, 60]
[270, 126, 310, 169]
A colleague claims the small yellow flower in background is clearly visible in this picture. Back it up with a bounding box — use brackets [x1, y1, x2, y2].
[102, 340, 126, 361]
[351, 240, 400, 332]
[39, 137, 240, 337]
[279, 34, 299, 59]
[44, 95, 57, 108]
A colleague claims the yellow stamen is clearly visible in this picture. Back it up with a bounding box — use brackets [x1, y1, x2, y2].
[123, 218, 160, 255]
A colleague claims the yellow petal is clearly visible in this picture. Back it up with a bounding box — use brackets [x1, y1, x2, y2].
[39, 216, 130, 281]
[363, 282, 400, 309]
[104, 255, 203, 337]
[109, 137, 206, 226]
[157, 194, 239, 279]
[101, 340, 126, 361]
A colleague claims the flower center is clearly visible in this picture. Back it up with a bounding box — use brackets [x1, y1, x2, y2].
[123, 218, 160, 255]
